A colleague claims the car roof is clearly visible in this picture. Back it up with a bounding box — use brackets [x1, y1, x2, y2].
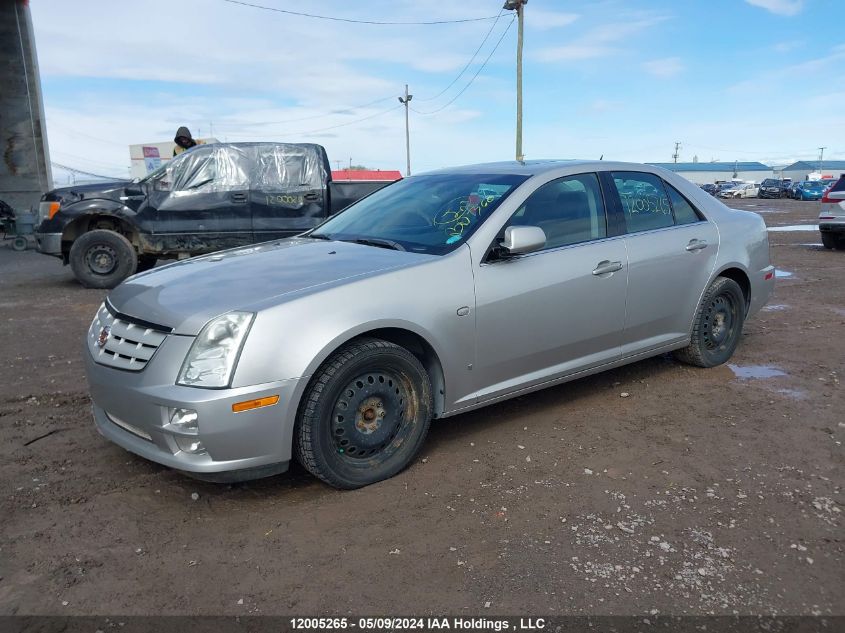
[417, 159, 668, 177]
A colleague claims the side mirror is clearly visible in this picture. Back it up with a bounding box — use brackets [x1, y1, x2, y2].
[501, 225, 546, 255]
[124, 182, 144, 196]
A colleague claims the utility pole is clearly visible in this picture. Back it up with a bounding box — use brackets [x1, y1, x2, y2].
[818, 146, 827, 173]
[504, 0, 527, 162]
[672, 141, 681, 163]
[398, 84, 413, 176]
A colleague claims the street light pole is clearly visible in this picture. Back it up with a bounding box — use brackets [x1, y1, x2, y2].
[398, 84, 413, 176]
[818, 146, 826, 173]
[504, 0, 527, 162]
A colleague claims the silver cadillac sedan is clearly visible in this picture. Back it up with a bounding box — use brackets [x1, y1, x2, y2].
[85, 160, 774, 488]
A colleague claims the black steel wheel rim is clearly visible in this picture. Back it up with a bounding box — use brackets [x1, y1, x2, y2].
[85, 244, 117, 275]
[330, 370, 413, 462]
[703, 293, 736, 350]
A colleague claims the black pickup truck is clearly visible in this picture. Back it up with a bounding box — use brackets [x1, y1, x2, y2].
[34, 142, 395, 288]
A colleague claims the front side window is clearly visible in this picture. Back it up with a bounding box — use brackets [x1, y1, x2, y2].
[501, 173, 607, 250]
[311, 173, 528, 255]
[613, 172, 674, 233]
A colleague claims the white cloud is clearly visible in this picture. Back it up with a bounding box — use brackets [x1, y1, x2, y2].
[532, 17, 668, 62]
[525, 9, 579, 30]
[772, 39, 803, 52]
[745, 0, 805, 16]
[642, 57, 684, 77]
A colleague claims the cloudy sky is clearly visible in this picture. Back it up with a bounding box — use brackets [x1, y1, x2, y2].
[30, 0, 844, 183]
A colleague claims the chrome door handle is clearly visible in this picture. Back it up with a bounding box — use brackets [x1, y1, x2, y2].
[592, 260, 623, 275]
[686, 239, 708, 252]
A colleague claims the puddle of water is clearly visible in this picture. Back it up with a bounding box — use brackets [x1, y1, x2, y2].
[775, 270, 794, 278]
[832, 307, 845, 318]
[767, 225, 819, 232]
[776, 388, 807, 400]
[728, 364, 788, 379]
[762, 304, 789, 311]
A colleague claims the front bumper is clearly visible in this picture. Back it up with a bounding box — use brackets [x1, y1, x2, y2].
[34, 232, 62, 256]
[84, 336, 303, 479]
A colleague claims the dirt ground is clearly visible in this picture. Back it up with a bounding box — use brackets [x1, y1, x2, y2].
[0, 197, 841, 617]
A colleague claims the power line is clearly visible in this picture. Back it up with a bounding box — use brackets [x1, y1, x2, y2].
[411, 15, 516, 116]
[221, 0, 500, 25]
[416, 7, 505, 102]
[51, 162, 120, 180]
[234, 103, 403, 138]
[212, 95, 395, 129]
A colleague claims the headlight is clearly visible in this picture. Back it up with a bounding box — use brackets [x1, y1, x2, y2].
[177, 311, 254, 388]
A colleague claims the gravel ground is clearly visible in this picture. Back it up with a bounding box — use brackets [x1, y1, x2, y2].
[0, 197, 841, 616]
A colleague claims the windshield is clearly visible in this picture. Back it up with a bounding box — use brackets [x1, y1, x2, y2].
[804, 181, 823, 189]
[310, 173, 529, 255]
[761, 179, 779, 186]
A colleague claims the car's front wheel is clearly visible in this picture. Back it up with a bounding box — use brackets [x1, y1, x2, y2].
[674, 276, 746, 368]
[69, 229, 138, 289]
[295, 338, 433, 489]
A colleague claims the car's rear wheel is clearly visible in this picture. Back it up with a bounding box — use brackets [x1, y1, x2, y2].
[674, 276, 746, 368]
[821, 233, 842, 250]
[294, 338, 433, 489]
[69, 229, 138, 289]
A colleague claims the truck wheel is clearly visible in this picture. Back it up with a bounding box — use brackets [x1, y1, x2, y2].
[136, 255, 157, 273]
[12, 236, 28, 251]
[69, 229, 138, 289]
[674, 276, 746, 368]
[295, 338, 433, 489]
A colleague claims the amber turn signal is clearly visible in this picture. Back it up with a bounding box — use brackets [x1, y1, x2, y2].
[231, 395, 280, 413]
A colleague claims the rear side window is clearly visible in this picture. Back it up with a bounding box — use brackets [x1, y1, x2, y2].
[663, 181, 703, 225]
[612, 172, 673, 233]
[831, 176, 845, 193]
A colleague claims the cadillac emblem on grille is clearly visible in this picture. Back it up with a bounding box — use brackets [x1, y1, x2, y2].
[97, 325, 111, 348]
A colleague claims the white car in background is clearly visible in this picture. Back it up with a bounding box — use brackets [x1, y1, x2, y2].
[819, 174, 845, 250]
[719, 183, 758, 199]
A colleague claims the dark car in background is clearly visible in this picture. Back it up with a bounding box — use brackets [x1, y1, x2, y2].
[758, 178, 786, 199]
[699, 183, 718, 196]
[33, 143, 396, 288]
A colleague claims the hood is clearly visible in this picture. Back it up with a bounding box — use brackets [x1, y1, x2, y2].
[44, 180, 130, 204]
[174, 126, 194, 143]
[107, 238, 433, 335]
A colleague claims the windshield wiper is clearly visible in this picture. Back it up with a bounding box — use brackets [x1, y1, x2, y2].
[307, 233, 333, 241]
[343, 237, 406, 252]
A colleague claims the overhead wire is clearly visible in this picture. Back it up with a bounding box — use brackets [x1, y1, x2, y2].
[411, 15, 516, 115]
[221, 0, 500, 25]
[212, 95, 396, 129]
[415, 6, 506, 102]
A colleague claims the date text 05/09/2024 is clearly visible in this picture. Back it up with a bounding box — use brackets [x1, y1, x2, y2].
[289, 618, 547, 631]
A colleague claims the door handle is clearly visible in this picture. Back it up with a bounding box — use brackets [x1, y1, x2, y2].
[303, 192, 320, 202]
[592, 260, 623, 276]
[685, 239, 708, 252]
[230, 192, 248, 204]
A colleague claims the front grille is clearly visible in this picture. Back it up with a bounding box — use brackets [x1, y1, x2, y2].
[88, 303, 168, 371]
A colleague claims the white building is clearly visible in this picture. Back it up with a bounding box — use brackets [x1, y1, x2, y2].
[129, 138, 218, 179]
[646, 161, 773, 185]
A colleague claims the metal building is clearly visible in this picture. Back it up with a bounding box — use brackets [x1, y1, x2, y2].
[780, 160, 845, 183]
[0, 0, 52, 212]
[646, 161, 773, 185]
